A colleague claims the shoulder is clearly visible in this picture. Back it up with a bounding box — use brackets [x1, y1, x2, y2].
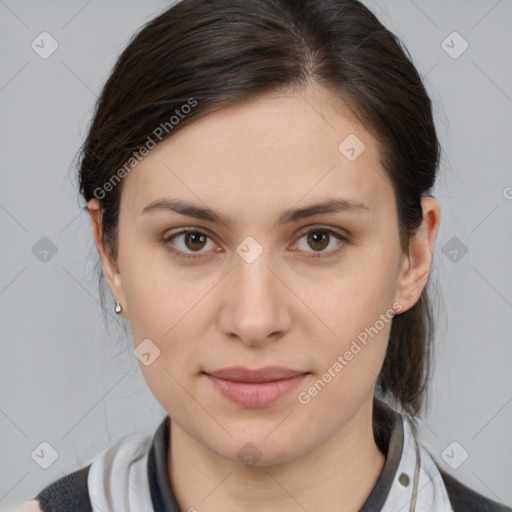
[10, 464, 92, 512]
[436, 463, 512, 512]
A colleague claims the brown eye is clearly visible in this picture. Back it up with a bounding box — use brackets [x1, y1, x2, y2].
[183, 231, 208, 251]
[163, 228, 216, 259]
[307, 231, 330, 251]
[293, 227, 348, 258]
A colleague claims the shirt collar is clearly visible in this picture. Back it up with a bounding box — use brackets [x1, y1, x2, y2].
[146, 398, 407, 511]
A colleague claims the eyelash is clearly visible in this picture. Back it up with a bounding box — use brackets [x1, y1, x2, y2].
[161, 226, 349, 260]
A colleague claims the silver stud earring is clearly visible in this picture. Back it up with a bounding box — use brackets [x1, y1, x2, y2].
[115, 301, 122, 314]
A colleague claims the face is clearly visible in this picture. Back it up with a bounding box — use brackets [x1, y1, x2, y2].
[90, 84, 439, 465]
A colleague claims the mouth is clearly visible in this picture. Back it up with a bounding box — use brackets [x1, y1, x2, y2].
[203, 366, 309, 407]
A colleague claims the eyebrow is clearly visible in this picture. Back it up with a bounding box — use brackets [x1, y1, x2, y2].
[141, 197, 371, 227]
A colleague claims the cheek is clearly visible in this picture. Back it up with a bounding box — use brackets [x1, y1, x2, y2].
[118, 241, 193, 338]
[298, 297, 393, 416]
[137, 355, 198, 425]
[303, 247, 399, 390]
[120, 253, 216, 382]
[320, 297, 392, 385]
[313, 254, 398, 337]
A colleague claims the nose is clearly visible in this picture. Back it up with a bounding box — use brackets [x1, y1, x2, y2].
[217, 244, 292, 347]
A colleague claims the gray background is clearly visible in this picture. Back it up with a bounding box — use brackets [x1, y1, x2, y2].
[1, 0, 511, 508]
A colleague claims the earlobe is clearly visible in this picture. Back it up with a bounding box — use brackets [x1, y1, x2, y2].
[394, 196, 441, 313]
[87, 199, 128, 317]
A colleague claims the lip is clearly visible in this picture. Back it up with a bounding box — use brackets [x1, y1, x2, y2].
[206, 366, 306, 382]
[204, 366, 309, 407]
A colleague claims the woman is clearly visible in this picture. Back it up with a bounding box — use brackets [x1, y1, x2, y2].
[13, 0, 511, 510]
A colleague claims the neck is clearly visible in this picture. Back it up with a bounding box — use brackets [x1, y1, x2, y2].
[168, 397, 386, 512]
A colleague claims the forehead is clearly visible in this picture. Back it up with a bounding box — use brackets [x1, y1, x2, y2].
[120, 85, 394, 221]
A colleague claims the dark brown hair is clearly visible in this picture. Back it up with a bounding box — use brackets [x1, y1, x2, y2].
[77, 0, 441, 428]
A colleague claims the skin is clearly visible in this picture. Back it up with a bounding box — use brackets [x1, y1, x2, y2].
[89, 84, 440, 512]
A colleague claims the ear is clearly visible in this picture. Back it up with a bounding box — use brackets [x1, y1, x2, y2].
[394, 196, 441, 313]
[88, 198, 128, 318]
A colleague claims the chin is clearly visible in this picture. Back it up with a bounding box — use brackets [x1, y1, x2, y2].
[201, 423, 310, 468]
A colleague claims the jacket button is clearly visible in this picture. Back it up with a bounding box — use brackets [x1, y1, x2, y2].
[399, 473, 410, 487]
